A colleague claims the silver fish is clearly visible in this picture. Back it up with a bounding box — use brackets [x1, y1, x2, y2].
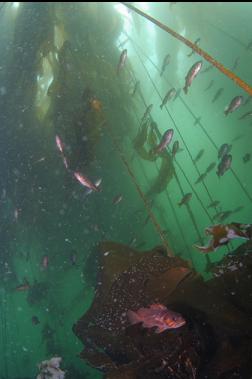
[178, 193, 192, 206]
[231, 57, 239, 71]
[207, 200, 220, 209]
[131, 80, 140, 96]
[205, 162, 216, 174]
[216, 154, 232, 177]
[84, 178, 102, 196]
[141, 104, 153, 123]
[117, 49, 127, 75]
[224, 96, 243, 116]
[172, 140, 179, 158]
[195, 173, 207, 185]
[160, 88, 176, 109]
[183, 61, 203, 94]
[193, 149, 204, 163]
[160, 54, 171, 76]
[187, 38, 200, 57]
[154, 129, 174, 154]
[218, 143, 232, 160]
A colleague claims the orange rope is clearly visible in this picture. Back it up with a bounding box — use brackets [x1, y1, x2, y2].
[121, 2, 252, 96]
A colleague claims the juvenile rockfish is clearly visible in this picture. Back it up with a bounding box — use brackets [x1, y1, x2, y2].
[224, 96, 243, 116]
[216, 154, 232, 177]
[160, 54, 171, 76]
[117, 49, 127, 75]
[183, 61, 203, 94]
[74, 172, 101, 192]
[154, 129, 174, 154]
[55, 135, 64, 154]
[178, 193, 192, 206]
[160, 88, 176, 109]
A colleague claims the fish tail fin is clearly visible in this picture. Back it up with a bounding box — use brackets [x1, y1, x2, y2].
[160, 104, 163, 110]
[183, 86, 188, 95]
[127, 310, 141, 325]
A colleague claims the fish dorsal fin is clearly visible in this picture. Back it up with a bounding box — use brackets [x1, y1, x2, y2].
[149, 303, 166, 310]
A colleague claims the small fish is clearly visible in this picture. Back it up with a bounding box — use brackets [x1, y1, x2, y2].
[207, 200, 220, 209]
[154, 129, 174, 154]
[212, 88, 224, 103]
[194, 117, 201, 126]
[84, 178, 102, 196]
[204, 80, 214, 91]
[34, 157, 46, 165]
[187, 38, 200, 57]
[131, 80, 140, 96]
[74, 172, 101, 192]
[173, 88, 181, 102]
[238, 110, 252, 120]
[193, 149, 204, 163]
[112, 194, 123, 205]
[129, 236, 137, 246]
[213, 210, 233, 222]
[32, 316, 40, 325]
[55, 135, 64, 154]
[62, 156, 69, 170]
[231, 57, 239, 71]
[243, 153, 251, 163]
[41, 255, 49, 269]
[194, 173, 207, 185]
[216, 154, 232, 177]
[160, 88, 176, 109]
[117, 49, 127, 75]
[160, 54, 171, 76]
[183, 61, 203, 94]
[224, 96, 243, 116]
[141, 104, 153, 124]
[218, 143, 232, 160]
[127, 303, 185, 333]
[15, 279, 30, 292]
[201, 65, 214, 74]
[14, 208, 19, 221]
[178, 193, 192, 206]
[172, 140, 179, 158]
[205, 162, 216, 174]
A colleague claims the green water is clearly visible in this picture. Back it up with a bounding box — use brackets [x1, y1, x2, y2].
[0, 2, 252, 378]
